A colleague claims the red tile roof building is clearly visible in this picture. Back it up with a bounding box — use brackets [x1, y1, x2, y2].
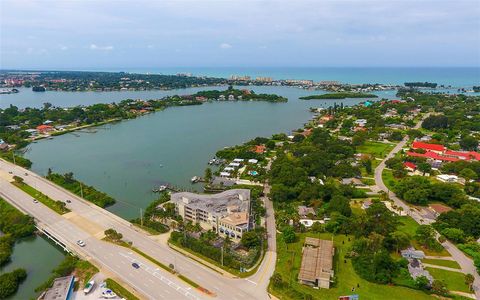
[252, 145, 266, 154]
[407, 141, 480, 163]
[36, 125, 54, 133]
[403, 162, 417, 171]
[412, 141, 445, 153]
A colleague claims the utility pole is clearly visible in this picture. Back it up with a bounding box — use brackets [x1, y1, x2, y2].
[79, 182, 84, 198]
[221, 246, 224, 266]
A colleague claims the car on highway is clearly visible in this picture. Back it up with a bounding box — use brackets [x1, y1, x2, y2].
[33, 199, 39, 203]
[66, 199, 71, 203]
[132, 262, 140, 269]
[77, 240, 86, 247]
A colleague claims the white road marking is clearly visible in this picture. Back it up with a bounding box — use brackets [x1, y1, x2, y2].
[245, 279, 257, 285]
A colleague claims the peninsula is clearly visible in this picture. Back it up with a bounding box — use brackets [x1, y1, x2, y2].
[300, 92, 379, 100]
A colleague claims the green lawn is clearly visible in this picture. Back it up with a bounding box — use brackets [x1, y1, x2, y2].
[425, 267, 470, 293]
[422, 259, 461, 269]
[357, 141, 395, 158]
[397, 216, 450, 257]
[382, 169, 396, 191]
[270, 233, 436, 300]
[12, 182, 70, 214]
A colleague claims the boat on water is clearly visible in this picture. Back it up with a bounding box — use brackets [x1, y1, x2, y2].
[153, 185, 167, 193]
[101, 289, 117, 299]
[83, 279, 95, 294]
[191, 176, 199, 183]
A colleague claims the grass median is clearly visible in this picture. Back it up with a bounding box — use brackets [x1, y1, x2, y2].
[105, 278, 140, 300]
[12, 181, 70, 214]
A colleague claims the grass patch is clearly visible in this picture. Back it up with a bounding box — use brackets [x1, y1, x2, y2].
[422, 259, 461, 269]
[12, 182, 70, 214]
[105, 278, 140, 300]
[357, 141, 395, 158]
[382, 169, 396, 191]
[425, 267, 470, 293]
[270, 232, 435, 300]
[398, 216, 450, 257]
[74, 260, 99, 286]
[178, 274, 199, 288]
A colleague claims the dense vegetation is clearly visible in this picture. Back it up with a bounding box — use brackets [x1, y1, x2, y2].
[1, 70, 227, 91]
[0, 269, 27, 299]
[194, 86, 287, 102]
[393, 176, 466, 207]
[300, 92, 378, 100]
[0, 198, 35, 266]
[46, 171, 115, 207]
[404, 82, 438, 88]
[131, 193, 171, 233]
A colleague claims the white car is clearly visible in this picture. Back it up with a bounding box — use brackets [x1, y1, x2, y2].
[77, 240, 86, 247]
[33, 199, 39, 203]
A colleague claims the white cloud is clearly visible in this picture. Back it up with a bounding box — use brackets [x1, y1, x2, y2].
[219, 43, 232, 49]
[59, 44, 68, 50]
[90, 44, 114, 51]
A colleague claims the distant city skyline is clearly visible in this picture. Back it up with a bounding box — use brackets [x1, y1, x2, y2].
[1, 0, 479, 69]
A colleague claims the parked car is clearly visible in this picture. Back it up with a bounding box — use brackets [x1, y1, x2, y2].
[132, 262, 140, 269]
[77, 240, 86, 247]
[66, 199, 71, 203]
[33, 199, 39, 203]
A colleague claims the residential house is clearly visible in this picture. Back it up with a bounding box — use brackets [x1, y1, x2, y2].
[401, 248, 425, 259]
[36, 124, 54, 134]
[298, 206, 316, 218]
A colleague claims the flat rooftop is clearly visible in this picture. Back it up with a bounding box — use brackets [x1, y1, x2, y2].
[41, 275, 74, 300]
[298, 238, 334, 283]
[171, 189, 250, 216]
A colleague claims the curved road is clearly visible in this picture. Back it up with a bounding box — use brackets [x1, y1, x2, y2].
[374, 114, 480, 299]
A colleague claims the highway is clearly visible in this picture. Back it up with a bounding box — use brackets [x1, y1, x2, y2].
[0, 159, 276, 300]
[373, 114, 480, 299]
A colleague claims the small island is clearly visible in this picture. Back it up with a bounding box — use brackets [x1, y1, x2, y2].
[404, 82, 438, 88]
[193, 86, 288, 103]
[300, 92, 378, 100]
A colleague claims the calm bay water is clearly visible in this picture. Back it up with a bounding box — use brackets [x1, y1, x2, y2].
[1, 67, 478, 298]
[22, 86, 385, 219]
[0, 236, 65, 300]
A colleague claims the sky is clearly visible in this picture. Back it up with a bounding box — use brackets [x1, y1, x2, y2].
[1, 0, 479, 70]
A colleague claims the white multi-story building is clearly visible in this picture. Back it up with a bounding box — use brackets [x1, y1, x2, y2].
[171, 189, 251, 240]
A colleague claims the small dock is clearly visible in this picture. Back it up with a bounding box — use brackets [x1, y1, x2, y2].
[152, 184, 193, 193]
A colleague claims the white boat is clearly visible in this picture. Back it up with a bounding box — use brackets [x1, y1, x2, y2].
[83, 279, 95, 294]
[191, 176, 199, 183]
[102, 289, 117, 298]
[158, 185, 167, 191]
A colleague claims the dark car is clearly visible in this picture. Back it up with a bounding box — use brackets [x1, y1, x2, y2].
[66, 199, 71, 203]
[132, 262, 140, 269]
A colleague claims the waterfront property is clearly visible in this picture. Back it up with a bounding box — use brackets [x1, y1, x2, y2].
[298, 237, 334, 289]
[170, 189, 251, 240]
[40, 275, 75, 300]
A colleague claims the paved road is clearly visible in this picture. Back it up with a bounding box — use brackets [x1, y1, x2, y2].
[0, 177, 204, 300]
[0, 159, 276, 300]
[373, 115, 480, 299]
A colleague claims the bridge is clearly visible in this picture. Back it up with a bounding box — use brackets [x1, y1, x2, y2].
[0, 158, 276, 300]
